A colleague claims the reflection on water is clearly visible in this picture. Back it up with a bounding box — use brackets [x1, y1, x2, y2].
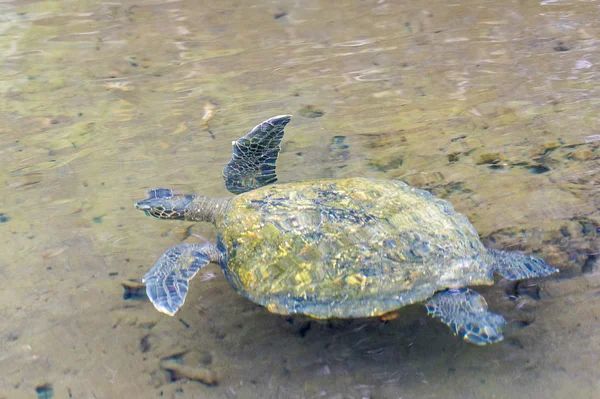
[0, 0, 598, 397]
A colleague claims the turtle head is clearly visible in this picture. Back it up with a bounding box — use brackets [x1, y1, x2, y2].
[135, 189, 194, 220]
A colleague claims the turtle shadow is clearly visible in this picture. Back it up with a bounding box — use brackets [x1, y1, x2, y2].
[147, 278, 546, 397]
[209, 300, 488, 394]
[225, 295, 471, 361]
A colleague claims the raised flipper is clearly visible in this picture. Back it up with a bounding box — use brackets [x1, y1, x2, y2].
[425, 288, 506, 345]
[223, 115, 291, 194]
[488, 248, 559, 280]
[142, 243, 221, 316]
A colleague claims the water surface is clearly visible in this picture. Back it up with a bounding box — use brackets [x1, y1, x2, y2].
[0, 0, 598, 398]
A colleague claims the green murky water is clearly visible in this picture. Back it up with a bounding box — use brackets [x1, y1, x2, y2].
[1, 0, 598, 398]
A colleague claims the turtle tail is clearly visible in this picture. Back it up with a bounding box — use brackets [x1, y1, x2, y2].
[487, 248, 559, 280]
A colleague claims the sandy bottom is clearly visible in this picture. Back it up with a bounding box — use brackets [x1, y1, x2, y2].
[0, 0, 598, 398]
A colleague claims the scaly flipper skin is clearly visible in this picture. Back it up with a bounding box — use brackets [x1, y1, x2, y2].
[425, 288, 506, 345]
[223, 115, 291, 194]
[488, 248, 559, 280]
[142, 243, 221, 316]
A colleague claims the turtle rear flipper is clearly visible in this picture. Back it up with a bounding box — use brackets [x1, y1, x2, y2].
[425, 288, 506, 345]
[223, 115, 291, 194]
[142, 243, 221, 316]
[488, 248, 559, 280]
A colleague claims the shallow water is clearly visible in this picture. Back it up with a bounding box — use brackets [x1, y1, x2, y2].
[0, 0, 598, 398]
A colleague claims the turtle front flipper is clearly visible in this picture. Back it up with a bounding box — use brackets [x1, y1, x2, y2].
[142, 243, 221, 316]
[425, 288, 506, 345]
[223, 115, 292, 194]
[487, 248, 559, 280]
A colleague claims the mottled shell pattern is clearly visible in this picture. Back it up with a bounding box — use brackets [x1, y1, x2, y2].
[217, 177, 495, 319]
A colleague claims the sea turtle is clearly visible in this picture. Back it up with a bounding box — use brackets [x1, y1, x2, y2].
[134, 115, 558, 345]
